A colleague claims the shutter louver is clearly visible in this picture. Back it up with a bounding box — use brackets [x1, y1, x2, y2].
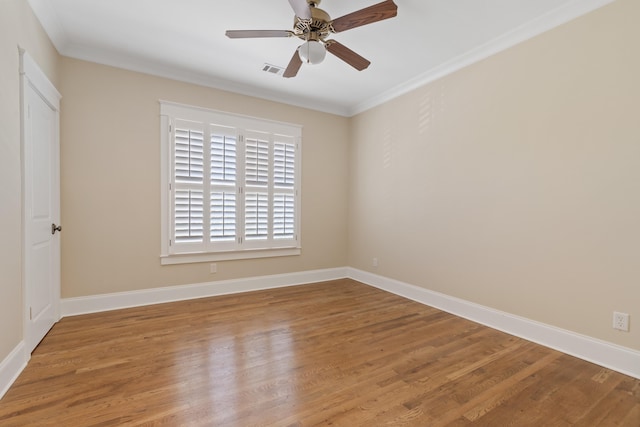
[210, 192, 236, 241]
[246, 138, 269, 186]
[175, 128, 204, 183]
[174, 189, 204, 243]
[211, 133, 237, 184]
[246, 192, 268, 240]
[274, 194, 295, 239]
[274, 142, 295, 188]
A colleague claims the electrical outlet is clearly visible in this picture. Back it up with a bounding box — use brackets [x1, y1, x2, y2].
[210, 263, 217, 274]
[372, 258, 378, 268]
[613, 312, 630, 332]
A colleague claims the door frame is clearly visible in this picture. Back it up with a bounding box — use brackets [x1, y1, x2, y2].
[20, 48, 62, 353]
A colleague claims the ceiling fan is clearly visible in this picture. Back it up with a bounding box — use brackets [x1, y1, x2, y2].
[225, 0, 398, 78]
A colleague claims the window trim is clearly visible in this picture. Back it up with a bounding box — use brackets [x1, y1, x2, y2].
[160, 101, 302, 265]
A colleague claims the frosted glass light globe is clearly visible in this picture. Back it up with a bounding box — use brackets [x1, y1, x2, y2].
[298, 40, 326, 64]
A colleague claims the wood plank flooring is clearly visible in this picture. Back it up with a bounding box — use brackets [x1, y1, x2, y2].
[0, 279, 638, 426]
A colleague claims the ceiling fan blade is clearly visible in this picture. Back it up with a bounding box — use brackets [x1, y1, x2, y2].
[225, 30, 292, 39]
[326, 40, 371, 71]
[283, 49, 303, 78]
[288, 0, 311, 20]
[330, 0, 398, 33]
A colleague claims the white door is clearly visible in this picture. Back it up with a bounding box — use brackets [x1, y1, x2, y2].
[21, 50, 61, 354]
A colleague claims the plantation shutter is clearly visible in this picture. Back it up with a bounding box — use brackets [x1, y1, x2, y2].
[245, 192, 269, 240]
[175, 128, 204, 184]
[273, 194, 295, 239]
[273, 139, 296, 240]
[174, 190, 204, 243]
[172, 120, 205, 251]
[245, 134, 269, 186]
[161, 102, 301, 260]
[274, 141, 295, 187]
[210, 125, 238, 247]
[244, 132, 270, 243]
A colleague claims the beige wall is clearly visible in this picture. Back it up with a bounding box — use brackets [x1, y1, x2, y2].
[59, 58, 349, 298]
[349, 0, 640, 350]
[2, 0, 636, 370]
[0, 0, 60, 361]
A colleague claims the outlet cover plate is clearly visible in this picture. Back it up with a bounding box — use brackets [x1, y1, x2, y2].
[613, 312, 630, 332]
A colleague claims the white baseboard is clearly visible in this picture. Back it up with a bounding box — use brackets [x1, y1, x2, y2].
[0, 342, 28, 400]
[348, 268, 640, 380]
[61, 267, 349, 317]
[58, 265, 639, 380]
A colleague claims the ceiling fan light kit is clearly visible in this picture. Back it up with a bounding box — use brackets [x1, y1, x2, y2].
[225, 0, 398, 78]
[298, 40, 326, 64]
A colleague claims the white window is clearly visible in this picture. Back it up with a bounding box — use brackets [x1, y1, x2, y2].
[160, 102, 302, 264]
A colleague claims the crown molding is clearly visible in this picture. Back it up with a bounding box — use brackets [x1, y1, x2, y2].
[349, 0, 617, 116]
[28, 0, 617, 118]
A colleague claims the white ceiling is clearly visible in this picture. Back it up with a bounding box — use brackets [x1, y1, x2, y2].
[28, 0, 613, 116]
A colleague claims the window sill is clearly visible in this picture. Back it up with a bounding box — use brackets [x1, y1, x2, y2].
[160, 247, 301, 265]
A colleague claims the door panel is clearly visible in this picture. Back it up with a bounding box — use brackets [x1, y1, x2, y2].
[22, 51, 61, 354]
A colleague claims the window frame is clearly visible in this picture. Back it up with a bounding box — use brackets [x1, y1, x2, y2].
[160, 101, 302, 265]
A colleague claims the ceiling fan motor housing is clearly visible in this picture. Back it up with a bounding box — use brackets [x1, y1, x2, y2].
[294, 5, 332, 41]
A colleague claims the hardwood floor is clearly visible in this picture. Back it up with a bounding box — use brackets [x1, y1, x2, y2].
[1, 279, 638, 426]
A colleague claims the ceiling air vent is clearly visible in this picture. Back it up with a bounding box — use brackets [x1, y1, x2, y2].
[262, 63, 284, 76]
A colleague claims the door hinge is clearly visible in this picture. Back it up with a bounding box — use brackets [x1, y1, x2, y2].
[29, 307, 32, 320]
